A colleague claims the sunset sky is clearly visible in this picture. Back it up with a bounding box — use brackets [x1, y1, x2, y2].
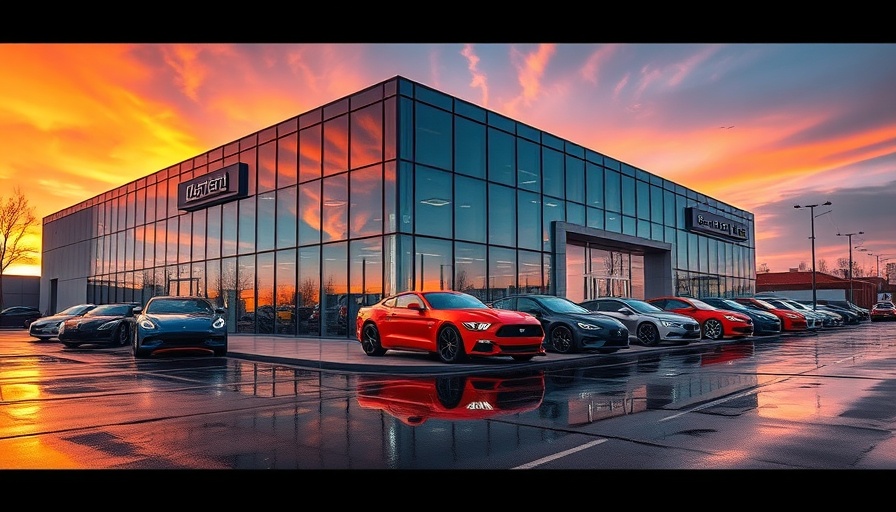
[1, 43, 894, 278]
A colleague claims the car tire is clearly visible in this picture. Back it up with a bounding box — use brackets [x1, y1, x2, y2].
[132, 335, 148, 359]
[549, 325, 578, 354]
[637, 323, 661, 346]
[360, 323, 387, 357]
[703, 319, 724, 340]
[115, 326, 129, 346]
[435, 376, 465, 408]
[437, 325, 467, 364]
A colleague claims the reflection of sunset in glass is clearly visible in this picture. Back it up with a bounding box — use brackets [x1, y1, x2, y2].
[2, 43, 895, 276]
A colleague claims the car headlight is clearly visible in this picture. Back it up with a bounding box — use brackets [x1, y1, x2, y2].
[58, 323, 65, 334]
[462, 321, 491, 331]
[98, 321, 117, 330]
[724, 315, 746, 323]
[139, 319, 156, 329]
[213, 317, 225, 329]
[661, 320, 684, 328]
[576, 322, 601, 330]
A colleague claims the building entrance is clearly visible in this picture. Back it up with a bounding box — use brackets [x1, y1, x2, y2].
[566, 243, 644, 303]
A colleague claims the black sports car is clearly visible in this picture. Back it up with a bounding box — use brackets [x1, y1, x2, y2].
[58, 303, 139, 347]
[0, 306, 43, 328]
[132, 296, 228, 358]
[488, 294, 629, 354]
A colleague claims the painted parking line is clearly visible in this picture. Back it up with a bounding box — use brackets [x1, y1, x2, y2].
[512, 438, 608, 469]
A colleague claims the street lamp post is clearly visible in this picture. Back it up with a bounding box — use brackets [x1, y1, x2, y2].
[837, 231, 864, 304]
[868, 253, 892, 278]
[794, 201, 832, 310]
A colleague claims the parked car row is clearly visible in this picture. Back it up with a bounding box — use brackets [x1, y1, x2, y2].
[24, 296, 229, 358]
[352, 288, 890, 365]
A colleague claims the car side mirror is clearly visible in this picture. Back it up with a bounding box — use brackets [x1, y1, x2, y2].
[524, 309, 541, 319]
[215, 307, 226, 314]
[134, 307, 143, 314]
[618, 307, 634, 315]
[407, 303, 425, 311]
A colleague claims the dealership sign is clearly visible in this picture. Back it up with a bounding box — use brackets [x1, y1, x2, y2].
[685, 207, 748, 241]
[177, 162, 249, 211]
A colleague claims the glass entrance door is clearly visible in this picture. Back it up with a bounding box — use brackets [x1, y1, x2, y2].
[567, 243, 642, 301]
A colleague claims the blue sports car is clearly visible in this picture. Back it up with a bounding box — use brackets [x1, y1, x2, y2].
[132, 296, 228, 358]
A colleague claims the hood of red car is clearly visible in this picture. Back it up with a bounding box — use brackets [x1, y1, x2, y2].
[462, 308, 538, 323]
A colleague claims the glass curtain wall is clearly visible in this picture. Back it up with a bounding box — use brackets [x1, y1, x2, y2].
[68, 76, 755, 347]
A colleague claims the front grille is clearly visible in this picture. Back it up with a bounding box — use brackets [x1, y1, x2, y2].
[496, 325, 544, 338]
[498, 344, 544, 354]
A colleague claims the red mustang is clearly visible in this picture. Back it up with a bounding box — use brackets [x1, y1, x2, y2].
[647, 296, 754, 340]
[355, 290, 546, 364]
[356, 372, 545, 426]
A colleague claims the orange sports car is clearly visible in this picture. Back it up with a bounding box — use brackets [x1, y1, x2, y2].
[356, 372, 545, 426]
[646, 296, 754, 340]
[355, 290, 546, 364]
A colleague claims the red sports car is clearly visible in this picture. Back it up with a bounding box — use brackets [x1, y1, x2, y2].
[355, 290, 546, 363]
[733, 297, 808, 332]
[870, 301, 896, 321]
[646, 296, 754, 340]
[356, 372, 545, 426]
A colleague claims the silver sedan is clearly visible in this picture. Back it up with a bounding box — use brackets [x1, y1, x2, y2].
[579, 297, 702, 347]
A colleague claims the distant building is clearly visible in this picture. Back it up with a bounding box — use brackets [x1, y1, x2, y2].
[1, 274, 40, 311]
[755, 270, 881, 308]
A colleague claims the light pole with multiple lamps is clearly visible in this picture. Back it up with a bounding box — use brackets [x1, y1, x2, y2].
[837, 231, 864, 304]
[794, 201, 831, 310]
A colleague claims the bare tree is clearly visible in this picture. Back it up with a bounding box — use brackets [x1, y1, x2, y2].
[817, 258, 829, 274]
[0, 187, 39, 310]
[298, 277, 317, 307]
[756, 263, 769, 274]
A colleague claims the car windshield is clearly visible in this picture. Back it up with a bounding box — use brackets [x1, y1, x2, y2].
[58, 304, 92, 315]
[754, 299, 776, 309]
[720, 299, 748, 311]
[785, 300, 810, 311]
[423, 292, 487, 310]
[86, 304, 132, 316]
[688, 298, 716, 310]
[540, 296, 590, 314]
[147, 299, 214, 315]
[624, 299, 664, 314]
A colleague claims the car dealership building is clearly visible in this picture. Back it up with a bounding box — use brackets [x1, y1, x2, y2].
[39, 76, 756, 339]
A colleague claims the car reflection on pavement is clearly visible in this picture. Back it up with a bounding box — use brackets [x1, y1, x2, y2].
[356, 371, 545, 426]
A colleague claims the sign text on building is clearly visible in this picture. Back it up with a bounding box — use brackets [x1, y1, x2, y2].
[177, 162, 249, 212]
[685, 207, 748, 241]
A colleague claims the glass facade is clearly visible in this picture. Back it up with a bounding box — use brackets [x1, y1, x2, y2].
[40, 76, 756, 343]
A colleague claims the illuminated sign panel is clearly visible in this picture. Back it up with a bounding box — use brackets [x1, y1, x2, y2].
[177, 162, 249, 211]
[685, 207, 748, 241]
